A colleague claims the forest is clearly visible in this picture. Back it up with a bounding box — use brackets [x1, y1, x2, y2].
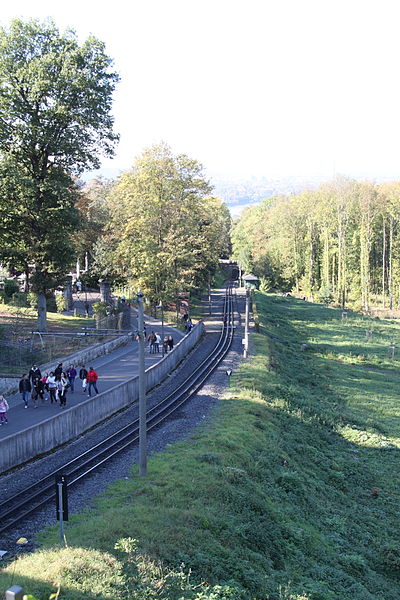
[231, 176, 400, 312]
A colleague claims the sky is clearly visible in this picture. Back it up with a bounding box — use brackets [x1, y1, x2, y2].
[2, 0, 400, 183]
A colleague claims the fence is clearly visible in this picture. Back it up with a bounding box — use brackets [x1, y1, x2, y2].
[0, 329, 126, 375]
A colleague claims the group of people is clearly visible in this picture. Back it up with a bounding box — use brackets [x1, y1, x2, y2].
[146, 331, 174, 354]
[17, 362, 99, 412]
[183, 312, 194, 333]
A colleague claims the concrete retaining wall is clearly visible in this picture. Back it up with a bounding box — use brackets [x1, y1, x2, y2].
[0, 322, 205, 474]
[0, 333, 133, 397]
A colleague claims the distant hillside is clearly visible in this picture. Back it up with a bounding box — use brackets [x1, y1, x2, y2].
[210, 175, 331, 216]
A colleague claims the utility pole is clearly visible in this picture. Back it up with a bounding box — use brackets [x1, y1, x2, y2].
[157, 300, 165, 357]
[137, 290, 147, 476]
[244, 286, 250, 358]
[208, 275, 212, 315]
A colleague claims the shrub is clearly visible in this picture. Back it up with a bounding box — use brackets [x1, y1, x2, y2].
[92, 301, 108, 317]
[3, 278, 19, 300]
[11, 291, 28, 307]
[317, 285, 333, 304]
[27, 291, 38, 308]
[55, 294, 68, 313]
[46, 295, 57, 313]
[259, 277, 270, 293]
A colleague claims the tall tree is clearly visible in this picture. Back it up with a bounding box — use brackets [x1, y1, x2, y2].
[0, 18, 119, 329]
[99, 143, 230, 304]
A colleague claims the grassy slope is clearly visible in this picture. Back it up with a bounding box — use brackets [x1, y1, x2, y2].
[1, 292, 399, 599]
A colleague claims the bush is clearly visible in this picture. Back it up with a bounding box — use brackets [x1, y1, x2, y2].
[317, 285, 333, 304]
[3, 278, 19, 300]
[259, 277, 270, 293]
[46, 295, 57, 313]
[27, 291, 38, 308]
[55, 294, 68, 313]
[92, 301, 109, 317]
[11, 291, 28, 307]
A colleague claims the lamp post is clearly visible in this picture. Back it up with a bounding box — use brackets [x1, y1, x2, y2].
[137, 290, 147, 476]
[244, 285, 250, 358]
[157, 301, 165, 357]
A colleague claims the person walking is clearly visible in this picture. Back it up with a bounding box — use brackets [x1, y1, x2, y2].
[79, 365, 88, 393]
[19, 374, 31, 408]
[41, 372, 49, 401]
[147, 331, 156, 354]
[59, 372, 69, 408]
[167, 335, 174, 351]
[46, 372, 58, 404]
[87, 366, 99, 397]
[54, 363, 63, 381]
[35, 377, 45, 403]
[31, 384, 39, 409]
[0, 395, 9, 425]
[163, 336, 169, 354]
[155, 333, 161, 353]
[29, 364, 41, 385]
[66, 364, 77, 392]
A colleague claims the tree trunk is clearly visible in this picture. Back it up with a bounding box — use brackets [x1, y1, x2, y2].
[24, 265, 30, 292]
[389, 217, 393, 310]
[293, 236, 299, 293]
[308, 221, 316, 300]
[322, 227, 330, 290]
[382, 217, 386, 308]
[37, 292, 47, 331]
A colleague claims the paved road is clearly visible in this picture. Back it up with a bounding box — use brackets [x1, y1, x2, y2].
[0, 314, 184, 438]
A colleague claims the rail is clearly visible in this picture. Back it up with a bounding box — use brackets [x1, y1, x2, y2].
[0, 284, 236, 535]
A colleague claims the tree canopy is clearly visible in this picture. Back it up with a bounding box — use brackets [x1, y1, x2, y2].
[232, 177, 400, 311]
[0, 19, 119, 329]
[92, 143, 231, 303]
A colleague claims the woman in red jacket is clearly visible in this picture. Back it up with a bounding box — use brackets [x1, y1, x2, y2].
[87, 367, 99, 397]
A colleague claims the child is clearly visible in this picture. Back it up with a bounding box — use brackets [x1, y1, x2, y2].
[0, 395, 9, 424]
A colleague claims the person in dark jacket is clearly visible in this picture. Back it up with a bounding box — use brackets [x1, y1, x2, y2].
[167, 335, 174, 351]
[66, 364, 77, 392]
[29, 364, 41, 384]
[35, 378, 45, 403]
[79, 365, 88, 393]
[54, 363, 63, 381]
[19, 374, 31, 408]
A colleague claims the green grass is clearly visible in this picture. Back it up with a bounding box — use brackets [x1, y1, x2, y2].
[0, 303, 101, 375]
[1, 291, 399, 599]
[0, 302, 95, 329]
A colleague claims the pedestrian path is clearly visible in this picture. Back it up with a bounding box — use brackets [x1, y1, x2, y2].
[0, 318, 183, 438]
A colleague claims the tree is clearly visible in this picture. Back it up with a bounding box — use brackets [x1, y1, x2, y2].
[0, 18, 119, 329]
[73, 176, 115, 280]
[98, 143, 230, 304]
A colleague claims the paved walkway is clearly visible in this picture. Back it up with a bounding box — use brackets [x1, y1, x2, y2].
[0, 313, 184, 438]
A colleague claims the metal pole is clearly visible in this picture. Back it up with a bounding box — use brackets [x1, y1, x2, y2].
[208, 276, 212, 315]
[161, 306, 164, 357]
[58, 482, 64, 541]
[137, 290, 147, 476]
[157, 301, 165, 357]
[244, 286, 250, 358]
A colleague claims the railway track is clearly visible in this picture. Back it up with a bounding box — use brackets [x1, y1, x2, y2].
[0, 284, 236, 535]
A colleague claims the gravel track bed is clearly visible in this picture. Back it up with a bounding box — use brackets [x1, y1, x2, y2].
[0, 290, 245, 558]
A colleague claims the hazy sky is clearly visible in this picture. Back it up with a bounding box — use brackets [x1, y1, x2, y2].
[2, 0, 400, 181]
